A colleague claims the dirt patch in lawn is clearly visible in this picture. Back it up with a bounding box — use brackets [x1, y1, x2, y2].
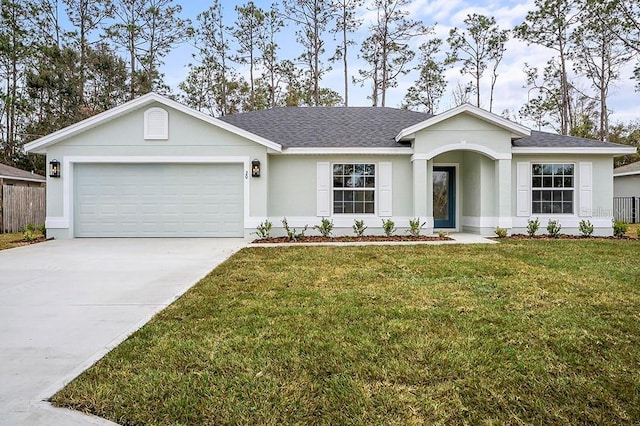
[253, 235, 453, 244]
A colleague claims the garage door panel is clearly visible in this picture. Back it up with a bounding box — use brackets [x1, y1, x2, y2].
[74, 163, 243, 237]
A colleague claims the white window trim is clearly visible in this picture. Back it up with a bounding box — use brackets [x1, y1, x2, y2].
[331, 162, 377, 215]
[531, 162, 576, 215]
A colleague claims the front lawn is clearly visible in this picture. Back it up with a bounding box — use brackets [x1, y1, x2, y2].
[52, 240, 640, 424]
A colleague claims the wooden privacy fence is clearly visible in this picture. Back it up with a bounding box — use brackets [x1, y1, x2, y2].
[1, 185, 46, 233]
[613, 196, 640, 224]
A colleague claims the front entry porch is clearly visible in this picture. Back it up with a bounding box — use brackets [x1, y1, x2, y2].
[412, 149, 513, 236]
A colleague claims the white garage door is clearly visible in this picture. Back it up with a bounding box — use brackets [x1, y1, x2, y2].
[74, 163, 243, 237]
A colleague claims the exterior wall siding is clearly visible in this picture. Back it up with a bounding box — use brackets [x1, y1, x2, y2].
[413, 114, 513, 156]
[511, 154, 614, 236]
[614, 175, 640, 197]
[266, 154, 414, 234]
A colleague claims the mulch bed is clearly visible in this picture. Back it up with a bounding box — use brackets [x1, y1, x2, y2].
[9, 237, 50, 247]
[253, 235, 453, 244]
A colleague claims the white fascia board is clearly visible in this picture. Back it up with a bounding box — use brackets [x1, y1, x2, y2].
[512, 146, 637, 155]
[395, 103, 531, 142]
[278, 147, 414, 155]
[24, 92, 282, 154]
[614, 171, 640, 177]
[0, 175, 46, 183]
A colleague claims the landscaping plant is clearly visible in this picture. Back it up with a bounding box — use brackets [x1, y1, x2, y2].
[578, 219, 594, 237]
[612, 220, 629, 238]
[352, 219, 367, 237]
[437, 230, 451, 238]
[254, 220, 273, 239]
[407, 217, 426, 237]
[313, 217, 334, 237]
[494, 227, 508, 238]
[381, 218, 396, 237]
[526, 217, 540, 237]
[546, 219, 562, 238]
[282, 218, 307, 241]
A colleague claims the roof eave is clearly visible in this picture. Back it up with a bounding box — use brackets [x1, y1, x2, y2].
[512, 146, 637, 155]
[278, 147, 414, 155]
[0, 174, 46, 182]
[614, 171, 640, 177]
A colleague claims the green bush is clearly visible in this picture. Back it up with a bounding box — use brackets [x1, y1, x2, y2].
[282, 218, 307, 241]
[546, 220, 562, 238]
[352, 219, 367, 237]
[578, 219, 594, 237]
[612, 220, 629, 238]
[313, 217, 334, 237]
[253, 220, 273, 239]
[494, 227, 508, 238]
[407, 217, 426, 237]
[23, 229, 37, 241]
[381, 219, 396, 237]
[37, 223, 46, 238]
[526, 218, 540, 237]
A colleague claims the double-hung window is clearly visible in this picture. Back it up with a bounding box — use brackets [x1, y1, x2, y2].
[531, 163, 574, 214]
[333, 163, 375, 214]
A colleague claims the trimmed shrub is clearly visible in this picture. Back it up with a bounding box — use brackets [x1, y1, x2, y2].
[546, 220, 562, 238]
[526, 218, 540, 237]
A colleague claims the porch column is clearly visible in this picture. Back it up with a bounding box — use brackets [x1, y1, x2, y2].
[413, 158, 428, 219]
[426, 159, 434, 228]
[495, 159, 512, 229]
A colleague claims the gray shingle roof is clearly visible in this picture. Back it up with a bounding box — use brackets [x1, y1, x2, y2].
[0, 163, 45, 181]
[218, 107, 430, 148]
[614, 160, 640, 175]
[219, 106, 629, 150]
[514, 131, 632, 148]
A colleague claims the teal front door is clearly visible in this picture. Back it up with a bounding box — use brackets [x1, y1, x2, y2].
[433, 166, 456, 228]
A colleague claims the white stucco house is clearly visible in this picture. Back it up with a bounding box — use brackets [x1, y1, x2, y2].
[24, 93, 636, 239]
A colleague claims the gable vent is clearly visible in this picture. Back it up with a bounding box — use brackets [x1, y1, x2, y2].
[144, 107, 168, 140]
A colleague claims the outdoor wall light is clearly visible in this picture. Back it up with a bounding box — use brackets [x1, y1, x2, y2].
[252, 159, 261, 177]
[49, 159, 61, 178]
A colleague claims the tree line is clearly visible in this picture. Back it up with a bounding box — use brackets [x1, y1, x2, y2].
[1, 0, 639, 173]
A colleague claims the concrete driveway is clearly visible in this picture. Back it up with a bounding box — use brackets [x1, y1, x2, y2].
[0, 238, 246, 425]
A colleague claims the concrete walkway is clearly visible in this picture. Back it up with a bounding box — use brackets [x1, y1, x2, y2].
[0, 238, 246, 426]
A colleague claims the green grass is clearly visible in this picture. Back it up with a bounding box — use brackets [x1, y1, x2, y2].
[0, 232, 26, 251]
[52, 240, 640, 425]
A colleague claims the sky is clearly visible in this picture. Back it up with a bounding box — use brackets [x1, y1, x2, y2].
[161, 0, 639, 129]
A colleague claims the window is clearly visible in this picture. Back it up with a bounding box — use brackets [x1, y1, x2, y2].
[531, 163, 574, 214]
[333, 163, 375, 214]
